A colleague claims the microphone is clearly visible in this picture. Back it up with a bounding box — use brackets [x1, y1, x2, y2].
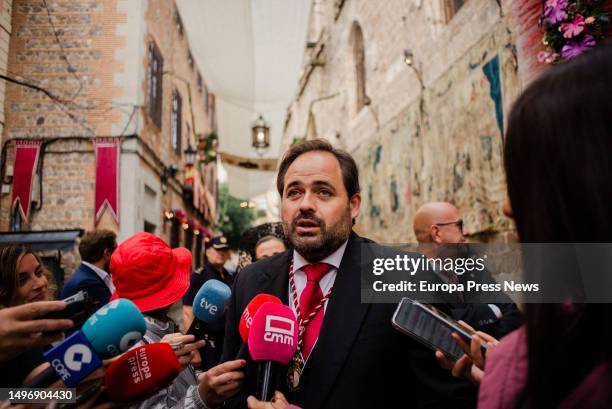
[248, 303, 298, 401]
[187, 279, 231, 362]
[24, 299, 147, 388]
[239, 294, 282, 343]
[81, 298, 148, 358]
[105, 343, 182, 403]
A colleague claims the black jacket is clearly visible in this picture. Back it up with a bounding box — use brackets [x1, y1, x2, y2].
[221, 232, 445, 409]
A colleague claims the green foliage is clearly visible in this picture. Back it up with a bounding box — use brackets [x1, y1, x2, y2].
[216, 183, 255, 250]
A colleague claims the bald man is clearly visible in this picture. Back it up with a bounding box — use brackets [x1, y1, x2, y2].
[407, 202, 522, 409]
[413, 201, 522, 338]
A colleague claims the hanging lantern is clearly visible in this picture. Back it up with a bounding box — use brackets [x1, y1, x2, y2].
[184, 144, 197, 166]
[251, 115, 270, 150]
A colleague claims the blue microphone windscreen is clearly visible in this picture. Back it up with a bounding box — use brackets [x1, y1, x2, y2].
[192, 279, 232, 323]
[81, 298, 147, 358]
[44, 330, 102, 387]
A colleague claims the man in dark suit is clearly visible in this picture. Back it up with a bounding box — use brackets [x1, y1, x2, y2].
[413, 202, 523, 338]
[198, 139, 428, 409]
[408, 202, 522, 409]
[60, 229, 117, 306]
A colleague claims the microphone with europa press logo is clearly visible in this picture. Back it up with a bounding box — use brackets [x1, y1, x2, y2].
[24, 298, 147, 388]
[104, 342, 182, 403]
[248, 303, 298, 401]
[187, 279, 231, 358]
[239, 294, 282, 343]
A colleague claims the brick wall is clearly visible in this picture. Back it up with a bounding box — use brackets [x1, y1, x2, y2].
[0, 1, 217, 273]
[0, 0, 127, 232]
[0, 0, 13, 142]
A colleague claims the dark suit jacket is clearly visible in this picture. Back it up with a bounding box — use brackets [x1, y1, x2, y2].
[222, 232, 449, 409]
[60, 262, 111, 306]
[430, 265, 523, 340]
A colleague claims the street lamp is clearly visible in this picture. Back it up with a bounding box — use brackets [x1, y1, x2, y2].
[184, 144, 197, 166]
[251, 115, 270, 150]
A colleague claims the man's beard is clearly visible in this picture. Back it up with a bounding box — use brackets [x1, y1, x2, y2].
[284, 209, 352, 262]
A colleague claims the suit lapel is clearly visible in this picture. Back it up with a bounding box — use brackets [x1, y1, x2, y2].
[254, 251, 291, 304]
[293, 233, 371, 409]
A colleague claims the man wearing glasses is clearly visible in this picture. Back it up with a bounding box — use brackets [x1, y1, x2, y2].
[413, 201, 522, 336]
[410, 202, 522, 409]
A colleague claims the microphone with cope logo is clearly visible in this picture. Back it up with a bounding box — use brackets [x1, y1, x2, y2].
[104, 342, 182, 403]
[24, 298, 147, 388]
[239, 294, 282, 343]
[248, 303, 298, 401]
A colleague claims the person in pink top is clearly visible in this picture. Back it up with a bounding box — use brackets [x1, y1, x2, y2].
[438, 44, 612, 409]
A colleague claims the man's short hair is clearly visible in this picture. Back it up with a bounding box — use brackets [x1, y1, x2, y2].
[79, 229, 117, 263]
[276, 139, 360, 198]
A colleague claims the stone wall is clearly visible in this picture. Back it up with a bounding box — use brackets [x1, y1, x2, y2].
[283, 0, 523, 243]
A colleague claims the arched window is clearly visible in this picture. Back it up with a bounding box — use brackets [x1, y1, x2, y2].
[444, 0, 466, 22]
[352, 22, 367, 113]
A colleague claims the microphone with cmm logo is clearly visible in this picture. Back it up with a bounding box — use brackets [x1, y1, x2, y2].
[248, 303, 298, 401]
[239, 294, 282, 343]
[104, 343, 182, 403]
[24, 299, 147, 388]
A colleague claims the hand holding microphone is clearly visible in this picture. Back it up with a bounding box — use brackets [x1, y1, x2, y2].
[197, 293, 282, 407]
[0, 301, 74, 362]
[198, 359, 247, 408]
[247, 391, 291, 409]
[160, 332, 206, 369]
[23, 298, 147, 388]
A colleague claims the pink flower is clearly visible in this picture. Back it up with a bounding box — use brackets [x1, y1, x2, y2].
[561, 35, 596, 59]
[560, 15, 585, 38]
[537, 51, 552, 62]
[544, 0, 568, 24]
[537, 50, 559, 64]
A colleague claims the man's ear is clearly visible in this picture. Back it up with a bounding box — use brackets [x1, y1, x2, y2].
[349, 193, 361, 220]
[430, 225, 442, 244]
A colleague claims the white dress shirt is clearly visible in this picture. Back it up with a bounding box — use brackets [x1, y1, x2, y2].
[82, 261, 115, 293]
[288, 240, 348, 316]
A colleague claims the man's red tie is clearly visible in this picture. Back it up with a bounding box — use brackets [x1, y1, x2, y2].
[300, 263, 332, 360]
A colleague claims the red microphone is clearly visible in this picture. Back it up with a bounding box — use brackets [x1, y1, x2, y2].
[239, 294, 283, 342]
[104, 343, 182, 403]
[248, 303, 298, 401]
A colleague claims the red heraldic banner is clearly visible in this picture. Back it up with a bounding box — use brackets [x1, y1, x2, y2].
[11, 139, 42, 222]
[94, 138, 120, 225]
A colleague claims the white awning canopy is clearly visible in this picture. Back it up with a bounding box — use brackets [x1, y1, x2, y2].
[177, 0, 311, 199]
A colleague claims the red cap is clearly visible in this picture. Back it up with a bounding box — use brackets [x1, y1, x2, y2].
[248, 303, 298, 364]
[110, 232, 191, 313]
[105, 343, 181, 403]
[239, 294, 282, 342]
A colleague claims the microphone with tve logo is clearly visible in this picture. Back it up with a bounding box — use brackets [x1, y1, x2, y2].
[24, 298, 147, 388]
[187, 280, 232, 348]
[104, 342, 182, 403]
[248, 303, 298, 401]
[239, 294, 282, 343]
